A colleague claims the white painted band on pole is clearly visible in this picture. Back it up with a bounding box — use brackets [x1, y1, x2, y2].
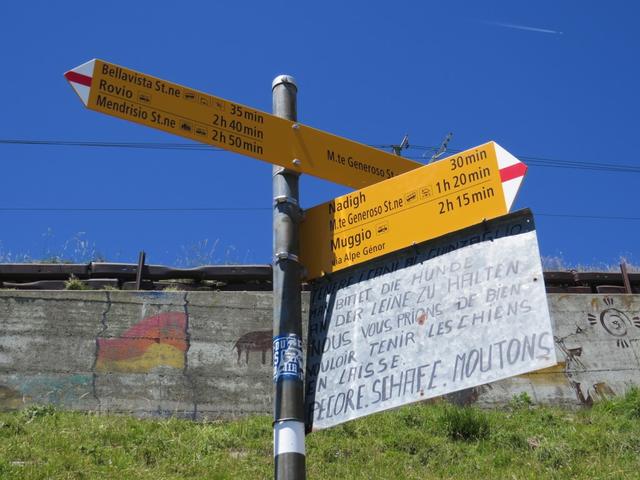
[274, 420, 305, 457]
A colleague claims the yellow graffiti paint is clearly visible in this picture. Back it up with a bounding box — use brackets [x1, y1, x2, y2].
[95, 343, 184, 373]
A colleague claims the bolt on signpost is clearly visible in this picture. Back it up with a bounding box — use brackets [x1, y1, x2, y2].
[272, 75, 306, 479]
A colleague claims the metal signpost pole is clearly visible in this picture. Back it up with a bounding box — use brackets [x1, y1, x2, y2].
[272, 75, 306, 479]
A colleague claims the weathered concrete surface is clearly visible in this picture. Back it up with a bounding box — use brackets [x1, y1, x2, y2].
[0, 291, 292, 420]
[0, 291, 638, 417]
[462, 294, 640, 408]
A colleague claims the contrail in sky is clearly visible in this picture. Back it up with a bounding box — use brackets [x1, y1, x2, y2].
[481, 21, 564, 35]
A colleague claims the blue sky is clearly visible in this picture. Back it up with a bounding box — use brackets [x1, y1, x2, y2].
[0, 1, 638, 268]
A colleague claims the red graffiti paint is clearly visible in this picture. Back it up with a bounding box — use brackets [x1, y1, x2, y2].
[96, 312, 187, 373]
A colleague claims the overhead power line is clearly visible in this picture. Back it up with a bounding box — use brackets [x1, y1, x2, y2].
[0, 207, 638, 222]
[1, 139, 639, 174]
[0, 207, 269, 212]
[536, 213, 640, 221]
[0, 139, 223, 152]
[399, 145, 640, 174]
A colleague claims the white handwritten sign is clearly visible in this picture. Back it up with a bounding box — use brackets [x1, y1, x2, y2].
[305, 210, 556, 431]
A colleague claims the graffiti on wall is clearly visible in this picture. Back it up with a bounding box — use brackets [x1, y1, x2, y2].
[587, 296, 640, 348]
[233, 330, 272, 365]
[96, 312, 188, 373]
[0, 375, 93, 409]
[2, 292, 640, 417]
[550, 295, 640, 405]
[0, 385, 26, 409]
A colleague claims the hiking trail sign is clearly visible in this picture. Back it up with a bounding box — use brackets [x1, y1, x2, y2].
[305, 209, 555, 431]
[64, 59, 421, 189]
[300, 141, 527, 280]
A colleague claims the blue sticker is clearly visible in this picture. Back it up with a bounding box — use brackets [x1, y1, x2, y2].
[273, 334, 304, 382]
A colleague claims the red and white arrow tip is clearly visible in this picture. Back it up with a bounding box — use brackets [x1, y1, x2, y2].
[494, 142, 527, 212]
[64, 59, 96, 106]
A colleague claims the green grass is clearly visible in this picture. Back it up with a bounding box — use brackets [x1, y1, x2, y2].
[64, 275, 90, 290]
[1, 390, 640, 479]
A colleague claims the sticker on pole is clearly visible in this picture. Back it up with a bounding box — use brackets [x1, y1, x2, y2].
[305, 209, 556, 431]
[273, 334, 304, 382]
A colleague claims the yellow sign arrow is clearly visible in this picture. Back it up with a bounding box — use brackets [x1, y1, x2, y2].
[65, 59, 421, 189]
[300, 141, 528, 280]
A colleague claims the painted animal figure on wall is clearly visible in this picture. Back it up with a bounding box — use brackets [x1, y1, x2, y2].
[233, 330, 272, 365]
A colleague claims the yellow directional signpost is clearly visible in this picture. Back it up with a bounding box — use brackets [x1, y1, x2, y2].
[300, 141, 527, 279]
[66, 60, 533, 479]
[64, 59, 421, 189]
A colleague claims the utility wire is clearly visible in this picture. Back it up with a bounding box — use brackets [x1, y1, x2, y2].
[0, 139, 223, 152]
[536, 213, 640, 221]
[0, 207, 638, 222]
[0, 207, 269, 212]
[1, 139, 639, 174]
[1, 139, 638, 221]
[399, 145, 640, 174]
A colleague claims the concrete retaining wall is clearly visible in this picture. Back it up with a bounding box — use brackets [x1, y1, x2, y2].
[0, 291, 638, 417]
